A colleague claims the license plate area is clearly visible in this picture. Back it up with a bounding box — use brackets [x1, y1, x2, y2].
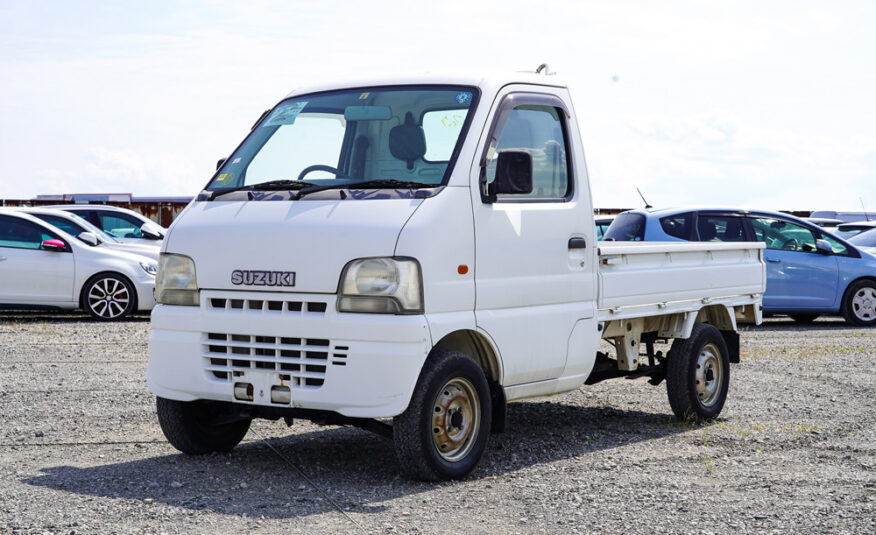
[232, 370, 292, 405]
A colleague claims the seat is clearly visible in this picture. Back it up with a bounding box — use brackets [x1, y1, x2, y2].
[698, 221, 718, 241]
[388, 112, 426, 170]
[723, 218, 744, 241]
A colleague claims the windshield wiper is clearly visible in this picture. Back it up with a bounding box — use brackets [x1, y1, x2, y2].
[293, 179, 436, 200]
[347, 179, 436, 189]
[208, 179, 322, 200]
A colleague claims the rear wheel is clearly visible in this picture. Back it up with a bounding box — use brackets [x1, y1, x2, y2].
[393, 350, 492, 481]
[156, 397, 251, 454]
[841, 280, 876, 327]
[666, 323, 730, 421]
[789, 313, 819, 324]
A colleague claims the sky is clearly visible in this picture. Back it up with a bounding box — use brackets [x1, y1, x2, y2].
[0, 0, 874, 211]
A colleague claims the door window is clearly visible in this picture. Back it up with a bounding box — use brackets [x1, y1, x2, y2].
[659, 213, 694, 240]
[818, 233, 850, 255]
[696, 215, 747, 242]
[751, 218, 817, 252]
[0, 216, 56, 249]
[485, 104, 570, 200]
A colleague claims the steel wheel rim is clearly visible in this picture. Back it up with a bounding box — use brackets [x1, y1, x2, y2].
[695, 343, 723, 408]
[87, 278, 129, 319]
[431, 377, 480, 462]
[852, 287, 876, 321]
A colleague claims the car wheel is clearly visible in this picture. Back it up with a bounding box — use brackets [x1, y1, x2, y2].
[156, 397, 251, 454]
[841, 280, 876, 327]
[393, 350, 492, 481]
[666, 323, 730, 421]
[789, 313, 819, 324]
[82, 273, 136, 320]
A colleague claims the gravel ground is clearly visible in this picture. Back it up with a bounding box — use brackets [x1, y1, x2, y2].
[0, 311, 873, 534]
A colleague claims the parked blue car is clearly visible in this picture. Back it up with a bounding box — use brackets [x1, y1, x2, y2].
[603, 207, 876, 326]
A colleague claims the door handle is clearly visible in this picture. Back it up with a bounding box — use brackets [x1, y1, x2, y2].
[766, 258, 781, 263]
[568, 237, 587, 250]
[0, 256, 6, 262]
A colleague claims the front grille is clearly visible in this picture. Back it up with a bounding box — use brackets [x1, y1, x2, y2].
[208, 297, 328, 314]
[203, 333, 329, 389]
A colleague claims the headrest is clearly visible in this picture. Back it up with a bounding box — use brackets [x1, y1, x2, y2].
[389, 112, 426, 170]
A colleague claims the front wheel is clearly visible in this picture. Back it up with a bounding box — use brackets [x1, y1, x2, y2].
[156, 397, 251, 454]
[82, 273, 136, 320]
[841, 280, 876, 327]
[393, 350, 492, 481]
[666, 323, 730, 421]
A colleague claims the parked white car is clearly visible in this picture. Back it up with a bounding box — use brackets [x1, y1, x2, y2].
[49, 204, 167, 244]
[14, 207, 160, 261]
[0, 209, 156, 320]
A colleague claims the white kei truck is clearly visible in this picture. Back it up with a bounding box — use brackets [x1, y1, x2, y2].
[147, 71, 766, 481]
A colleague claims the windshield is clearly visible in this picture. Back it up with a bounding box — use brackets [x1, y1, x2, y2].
[32, 213, 120, 245]
[849, 229, 876, 248]
[207, 85, 478, 198]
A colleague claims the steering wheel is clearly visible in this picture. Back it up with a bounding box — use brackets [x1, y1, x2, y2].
[297, 165, 346, 180]
[781, 238, 798, 251]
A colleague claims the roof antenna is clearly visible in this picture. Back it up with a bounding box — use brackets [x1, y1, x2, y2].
[536, 63, 549, 75]
[861, 196, 871, 221]
[637, 187, 653, 209]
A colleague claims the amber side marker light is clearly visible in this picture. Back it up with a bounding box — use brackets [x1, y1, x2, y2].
[458, 265, 469, 275]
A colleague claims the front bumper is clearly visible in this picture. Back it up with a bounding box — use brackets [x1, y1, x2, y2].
[147, 290, 431, 418]
[134, 278, 156, 311]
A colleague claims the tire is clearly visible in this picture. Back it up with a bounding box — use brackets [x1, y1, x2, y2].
[156, 397, 251, 454]
[393, 350, 492, 481]
[81, 273, 136, 320]
[666, 323, 730, 421]
[841, 280, 876, 327]
[789, 313, 819, 324]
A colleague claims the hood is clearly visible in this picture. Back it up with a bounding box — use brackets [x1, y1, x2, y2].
[165, 199, 423, 293]
[105, 241, 161, 261]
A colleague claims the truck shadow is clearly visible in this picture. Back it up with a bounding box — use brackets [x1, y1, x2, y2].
[23, 401, 693, 520]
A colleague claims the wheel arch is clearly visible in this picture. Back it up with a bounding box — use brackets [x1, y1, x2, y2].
[431, 329, 503, 384]
[840, 275, 876, 307]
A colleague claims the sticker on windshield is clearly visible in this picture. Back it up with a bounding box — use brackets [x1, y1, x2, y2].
[454, 91, 472, 104]
[214, 173, 233, 185]
[263, 101, 308, 127]
[231, 157, 241, 164]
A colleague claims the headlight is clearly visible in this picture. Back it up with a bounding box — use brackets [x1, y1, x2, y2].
[139, 261, 158, 276]
[338, 257, 422, 314]
[156, 253, 199, 306]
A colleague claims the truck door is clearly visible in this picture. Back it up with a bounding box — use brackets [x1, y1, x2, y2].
[470, 89, 598, 385]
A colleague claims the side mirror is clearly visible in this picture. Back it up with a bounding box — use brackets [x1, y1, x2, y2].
[488, 150, 533, 198]
[815, 239, 833, 255]
[140, 225, 162, 240]
[77, 231, 99, 246]
[216, 158, 227, 170]
[41, 239, 67, 251]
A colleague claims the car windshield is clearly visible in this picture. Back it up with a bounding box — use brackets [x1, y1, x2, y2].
[848, 229, 876, 248]
[32, 213, 120, 245]
[207, 85, 478, 199]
